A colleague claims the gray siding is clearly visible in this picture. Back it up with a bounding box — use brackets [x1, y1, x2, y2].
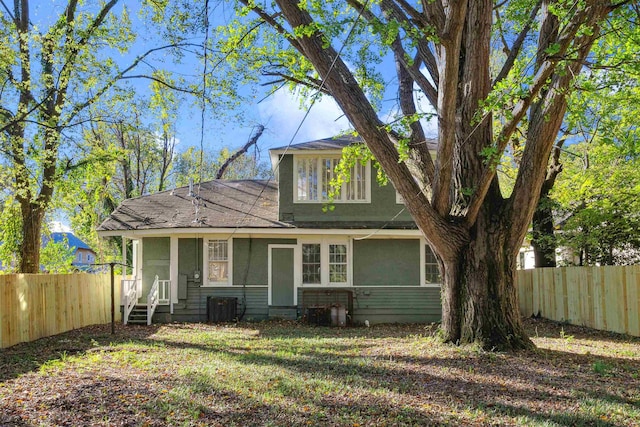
[353, 239, 420, 286]
[277, 154, 414, 223]
[297, 286, 441, 324]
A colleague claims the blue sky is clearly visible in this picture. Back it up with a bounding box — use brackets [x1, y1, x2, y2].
[22, 0, 438, 167]
[23, 1, 356, 155]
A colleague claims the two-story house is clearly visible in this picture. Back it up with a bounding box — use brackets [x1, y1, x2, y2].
[97, 136, 442, 325]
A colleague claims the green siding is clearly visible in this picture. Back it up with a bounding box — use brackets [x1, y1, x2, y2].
[145, 235, 438, 324]
[297, 286, 441, 324]
[167, 286, 268, 323]
[142, 237, 170, 303]
[353, 239, 420, 286]
[178, 238, 204, 284]
[169, 237, 297, 322]
[233, 238, 296, 285]
[278, 154, 414, 223]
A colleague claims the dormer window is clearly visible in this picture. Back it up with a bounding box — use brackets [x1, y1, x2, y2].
[294, 155, 370, 203]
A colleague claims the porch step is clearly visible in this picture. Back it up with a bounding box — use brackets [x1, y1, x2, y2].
[127, 305, 148, 325]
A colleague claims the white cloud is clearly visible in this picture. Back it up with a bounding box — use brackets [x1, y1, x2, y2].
[257, 89, 352, 146]
[50, 221, 72, 233]
[414, 91, 438, 138]
[257, 82, 439, 149]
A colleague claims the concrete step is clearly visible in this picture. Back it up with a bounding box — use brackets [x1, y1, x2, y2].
[268, 306, 298, 320]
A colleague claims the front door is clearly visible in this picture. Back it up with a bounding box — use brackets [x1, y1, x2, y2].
[268, 245, 297, 306]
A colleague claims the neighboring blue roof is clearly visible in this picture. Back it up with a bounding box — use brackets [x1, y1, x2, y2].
[48, 232, 92, 251]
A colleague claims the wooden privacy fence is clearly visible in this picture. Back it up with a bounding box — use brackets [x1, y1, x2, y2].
[517, 266, 640, 337]
[0, 274, 120, 349]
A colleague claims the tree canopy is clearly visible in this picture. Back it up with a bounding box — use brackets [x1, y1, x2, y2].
[207, 0, 634, 349]
[0, 0, 213, 272]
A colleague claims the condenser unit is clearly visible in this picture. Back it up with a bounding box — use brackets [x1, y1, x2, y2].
[206, 297, 238, 322]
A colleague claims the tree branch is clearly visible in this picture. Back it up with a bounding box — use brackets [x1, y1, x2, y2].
[431, 2, 467, 216]
[216, 125, 264, 179]
[505, 1, 616, 249]
[271, 0, 468, 257]
[120, 74, 202, 95]
[260, 71, 332, 95]
[492, 1, 542, 87]
[464, 1, 613, 228]
[237, 0, 302, 53]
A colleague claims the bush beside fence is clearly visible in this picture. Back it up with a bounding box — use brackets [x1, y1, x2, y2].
[517, 266, 640, 337]
[0, 274, 120, 349]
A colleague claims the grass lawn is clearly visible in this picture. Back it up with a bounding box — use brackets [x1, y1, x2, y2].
[1, 318, 639, 427]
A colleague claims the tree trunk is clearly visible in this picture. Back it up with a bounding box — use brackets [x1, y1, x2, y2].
[19, 203, 45, 274]
[531, 141, 563, 268]
[442, 201, 533, 351]
[532, 195, 557, 268]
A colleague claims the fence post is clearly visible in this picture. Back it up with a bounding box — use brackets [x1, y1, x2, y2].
[110, 263, 115, 335]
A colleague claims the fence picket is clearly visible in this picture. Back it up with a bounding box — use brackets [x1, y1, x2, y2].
[518, 266, 640, 337]
[0, 274, 119, 348]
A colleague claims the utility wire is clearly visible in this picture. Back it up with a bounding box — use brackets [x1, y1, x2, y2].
[224, 0, 371, 240]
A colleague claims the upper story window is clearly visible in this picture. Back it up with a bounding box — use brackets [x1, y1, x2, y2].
[295, 155, 370, 203]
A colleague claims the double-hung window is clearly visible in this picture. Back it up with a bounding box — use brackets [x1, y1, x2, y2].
[302, 243, 321, 284]
[295, 156, 369, 203]
[207, 239, 230, 285]
[423, 243, 442, 285]
[300, 239, 350, 286]
[329, 244, 348, 283]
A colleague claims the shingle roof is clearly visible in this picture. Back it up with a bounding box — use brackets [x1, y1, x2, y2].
[270, 134, 438, 152]
[97, 180, 291, 232]
[270, 135, 362, 151]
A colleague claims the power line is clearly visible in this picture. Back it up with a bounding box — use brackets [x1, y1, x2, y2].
[223, 1, 372, 240]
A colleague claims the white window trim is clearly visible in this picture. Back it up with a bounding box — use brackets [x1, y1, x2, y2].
[202, 238, 233, 287]
[293, 155, 371, 204]
[420, 238, 442, 287]
[297, 237, 352, 287]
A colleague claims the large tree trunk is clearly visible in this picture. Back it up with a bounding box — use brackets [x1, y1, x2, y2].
[442, 197, 533, 350]
[269, 0, 613, 351]
[19, 203, 45, 274]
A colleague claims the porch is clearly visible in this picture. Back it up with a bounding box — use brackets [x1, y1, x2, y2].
[122, 275, 171, 325]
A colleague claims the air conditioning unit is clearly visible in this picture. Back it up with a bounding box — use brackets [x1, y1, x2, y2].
[207, 297, 238, 322]
[305, 306, 330, 326]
